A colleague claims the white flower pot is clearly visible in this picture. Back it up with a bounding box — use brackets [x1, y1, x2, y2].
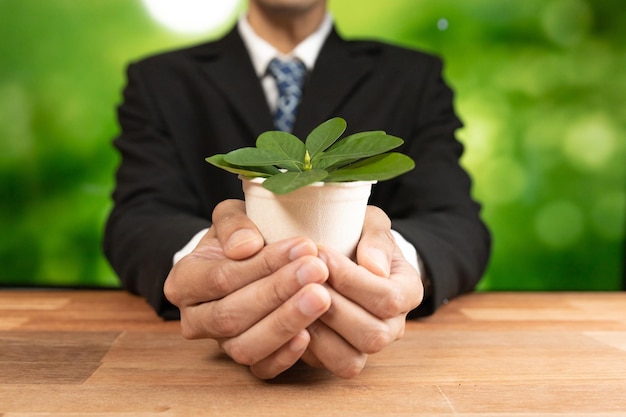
[241, 177, 375, 258]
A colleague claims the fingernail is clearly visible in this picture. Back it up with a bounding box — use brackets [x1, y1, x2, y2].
[226, 229, 260, 251]
[296, 259, 326, 286]
[297, 287, 329, 316]
[368, 248, 390, 276]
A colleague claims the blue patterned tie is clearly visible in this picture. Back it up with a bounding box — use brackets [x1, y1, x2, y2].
[267, 58, 307, 132]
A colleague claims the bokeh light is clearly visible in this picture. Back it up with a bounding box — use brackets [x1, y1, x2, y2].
[541, 0, 592, 47]
[534, 200, 585, 248]
[1, 0, 624, 290]
[141, 0, 243, 34]
[564, 114, 617, 171]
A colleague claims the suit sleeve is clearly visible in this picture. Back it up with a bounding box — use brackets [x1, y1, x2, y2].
[382, 57, 491, 318]
[103, 63, 209, 320]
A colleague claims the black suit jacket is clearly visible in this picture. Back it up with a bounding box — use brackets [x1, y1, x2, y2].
[104, 27, 491, 319]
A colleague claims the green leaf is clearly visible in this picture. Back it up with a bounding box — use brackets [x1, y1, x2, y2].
[305, 117, 346, 160]
[205, 154, 279, 177]
[223, 147, 299, 169]
[256, 131, 306, 171]
[314, 132, 404, 170]
[206, 117, 415, 194]
[325, 153, 415, 182]
[262, 169, 329, 195]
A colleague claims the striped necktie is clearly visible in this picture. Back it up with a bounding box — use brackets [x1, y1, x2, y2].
[267, 58, 307, 132]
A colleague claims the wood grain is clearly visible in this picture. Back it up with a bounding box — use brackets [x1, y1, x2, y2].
[1, 290, 625, 416]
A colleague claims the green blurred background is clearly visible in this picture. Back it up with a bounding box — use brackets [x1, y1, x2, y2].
[1, 0, 624, 290]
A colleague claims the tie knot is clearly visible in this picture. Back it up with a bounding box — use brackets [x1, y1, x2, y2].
[267, 58, 307, 94]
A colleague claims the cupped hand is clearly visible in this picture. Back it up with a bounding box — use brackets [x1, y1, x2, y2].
[164, 200, 332, 379]
[302, 206, 424, 378]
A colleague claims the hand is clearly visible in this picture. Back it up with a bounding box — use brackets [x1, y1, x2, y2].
[164, 200, 332, 379]
[301, 206, 424, 378]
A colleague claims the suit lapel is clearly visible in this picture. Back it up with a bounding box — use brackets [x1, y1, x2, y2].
[192, 27, 377, 140]
[193, 28, 274, 138]
[293, 29, 375, 137]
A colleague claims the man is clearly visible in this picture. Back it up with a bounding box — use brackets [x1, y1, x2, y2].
[104, 0, 491, 379]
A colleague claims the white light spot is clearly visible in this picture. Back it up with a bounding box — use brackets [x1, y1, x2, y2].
[564, 114, 616, 171]
[141, 0, 242, 34]
[437, 18, 449, 31]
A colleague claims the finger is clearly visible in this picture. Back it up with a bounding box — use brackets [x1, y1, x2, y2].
[212, 199, 265, 260]
[165, 235, 319, 309]
[320, 245, 423, 319]
[306, 320, 368, 379]
[300, 349, 324, 369]
[355, 206, 395, 277]
[249, 330, 310, 379]
[179, 255, 328, 339]
[321, 284, 408, 354]
[219, 284, 331, 366]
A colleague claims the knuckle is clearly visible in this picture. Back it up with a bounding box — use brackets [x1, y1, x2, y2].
[208, 265, 234, 296]
[265, 279, 288, 307]
[256, 254, 278, 279]
[179, 319, 201, 340]
[361, 324, 393, 354]
[271, 311, 299, 338]
[271, 280, 285, 303]
[333, 354, 368, 379]
[163, 264, 187, 305]
[224, 340, 255, 366]
[377, 287, 406, 318]
[253, 355, 294, 380]
[162, 276, 178, 304]
[210, 306, 242, 337]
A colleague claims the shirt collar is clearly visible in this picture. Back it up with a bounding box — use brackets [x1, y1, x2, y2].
[237, 12, 333, 77]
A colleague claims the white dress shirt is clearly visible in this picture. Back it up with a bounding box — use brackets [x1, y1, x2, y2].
[174, 13, 422, 277]
[237, 12, 332, 113]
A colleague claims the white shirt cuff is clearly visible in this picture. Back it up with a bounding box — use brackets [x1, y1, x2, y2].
[390, 229, 422, 275]
[173, 228, 209, 265]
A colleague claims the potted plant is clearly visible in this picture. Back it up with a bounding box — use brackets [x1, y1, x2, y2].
[206, 117, 414, 257]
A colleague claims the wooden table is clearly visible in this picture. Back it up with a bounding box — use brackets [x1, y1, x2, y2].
[1, 290, 625, 416]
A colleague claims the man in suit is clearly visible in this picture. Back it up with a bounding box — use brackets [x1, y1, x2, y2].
[104, 0, 491, 379]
